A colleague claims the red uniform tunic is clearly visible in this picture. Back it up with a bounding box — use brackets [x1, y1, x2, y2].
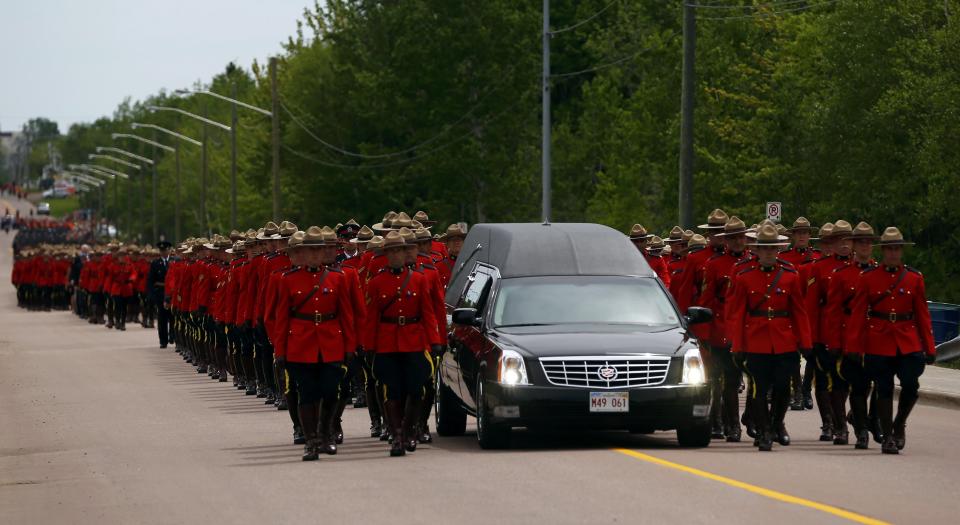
[822, 260, 875, 351]
[804, 255, 850, 344]
[363, 267, 442, 353]
[698, 250, 747, 348]
[338, 264, 366, 348]
[779, 247, 821, 294]
[727, 263, 812, 354]
[845, 266, 935, 357]
[274, 267, 355, 364]
[643, 252, 671, 288]
[110, 256, 135, 298]
[255, 252, 291, 325]
[416, 255, 448, 338]
[222, 259, 248, 325]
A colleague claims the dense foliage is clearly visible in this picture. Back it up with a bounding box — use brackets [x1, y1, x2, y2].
[10, 0, 960, 300]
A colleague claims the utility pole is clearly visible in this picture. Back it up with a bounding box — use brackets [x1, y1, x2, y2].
[270, 57, 280, 222]
[201, 101, 208, 236]
[151, 134, 158, 244]
[678, 3, 696, 229]
[230, 82, 238, 231]
[175, 145, 181, 242]
[542, 0, 552, 224]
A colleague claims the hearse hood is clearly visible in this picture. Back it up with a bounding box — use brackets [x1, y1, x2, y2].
[489, 325, 697, 358]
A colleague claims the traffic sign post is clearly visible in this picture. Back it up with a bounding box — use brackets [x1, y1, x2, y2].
[766, 202, 781, 223]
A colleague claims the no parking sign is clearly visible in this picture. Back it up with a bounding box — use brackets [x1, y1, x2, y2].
[766, 202, 781, 223]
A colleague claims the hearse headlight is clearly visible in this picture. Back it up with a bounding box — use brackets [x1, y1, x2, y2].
[498, 349, 529, 386]
[681, 348, 706, 385]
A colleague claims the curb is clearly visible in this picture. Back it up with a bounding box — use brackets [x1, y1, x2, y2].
[899, 386, 960, 410]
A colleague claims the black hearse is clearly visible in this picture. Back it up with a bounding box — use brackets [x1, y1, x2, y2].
[435, 223, 713, 449]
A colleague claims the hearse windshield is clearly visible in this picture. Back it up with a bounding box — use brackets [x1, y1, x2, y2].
[492, 276, 680, 328]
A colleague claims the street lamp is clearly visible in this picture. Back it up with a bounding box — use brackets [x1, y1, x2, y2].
[175, 88, 272, 230]
[111, 135, 173, 243]
[88, 153, 141, 171]
[146, 105, 230, 235]
[129, 123, 201, 242]
[86, 159, 135, 239]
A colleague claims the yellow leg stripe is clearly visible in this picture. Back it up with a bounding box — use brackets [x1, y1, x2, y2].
[614, 449, 890, 525]
[284, 370, 290, 396]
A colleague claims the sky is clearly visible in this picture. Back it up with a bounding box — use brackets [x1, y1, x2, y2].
[0, 0, 312, 134]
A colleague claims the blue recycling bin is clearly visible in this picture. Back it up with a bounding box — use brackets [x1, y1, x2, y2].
[929, 302, 960, 345]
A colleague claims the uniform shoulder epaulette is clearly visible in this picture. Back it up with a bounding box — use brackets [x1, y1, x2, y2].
[861, 266, 879, 274]
[782, 266, 798, 273]
[776, 258, 795, 267]
[812, 248, 822, 255]
[906, 266, 922, 275]
[420, 263, 436, 270]
[265, 252, 279, 260]
[282, 267, 301, 276]
[735, 257, 754, 267]
[235, 260, 249, 268]
[830, 265, 846, 274]
[327, 266, 343, 273]
[736, 266, 756, 276]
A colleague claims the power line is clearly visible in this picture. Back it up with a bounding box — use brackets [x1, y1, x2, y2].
[278, 68, 520, 160]
[686, 0, 811, 10]
[550, 45, 653, 79]
[696, 0, 841, 20]
[282, 92, 534, 170]
[550, 0, 620, 35]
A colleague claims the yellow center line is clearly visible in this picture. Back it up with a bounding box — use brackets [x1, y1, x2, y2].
[614, 448, 890, 525]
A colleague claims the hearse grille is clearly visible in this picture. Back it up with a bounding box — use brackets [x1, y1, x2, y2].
[539, 356, 671, 389]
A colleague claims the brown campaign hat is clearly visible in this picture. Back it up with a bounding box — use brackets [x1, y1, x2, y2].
[392, 212, 414, 230]
[830, 220, 852, 238]
[256, 222, 280, 240]
[715, 216, 752, 237]
[444, 223, 467, 240]
[372, 211, 399, 233]
[628, 224, 654, 240]
[682, 229, 695, 242]
[663, 244, 673, 256]
[747, 224, 790, 247]
[415, 227, 433, 241]
[398, 227, 417, 244]
[788, 216, 817, 233]
[664, 226, 685, 244]
[413, 210, 437, 227]
[846, 221, 878, 241]
[686, 234, 707, 250]
[320, 226, 339, 245]
[229, 230, 244, 242]
[877, 226, 915, 246]
[287, 230, 306, 249]
[277, 221, 298, 238]
[817, 222, 835, 240]
[646, 236, 665, 252]
[350, 225, 374, 244]
[368, 235, 385, 250]
[290, 226, 326, 248]
[382, 230, 406, 251]
[775, 223, 789, 236]
[226, 240, 247, 254]
[698, 208, 729, 231]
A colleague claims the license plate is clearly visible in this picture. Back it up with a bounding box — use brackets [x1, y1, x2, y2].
[589, 392, 629, 413]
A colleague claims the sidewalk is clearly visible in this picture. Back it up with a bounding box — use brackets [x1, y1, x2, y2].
[916, 365, 960, 409]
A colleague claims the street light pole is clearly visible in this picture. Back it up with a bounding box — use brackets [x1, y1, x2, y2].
[201, 101, 208, 235]
[678, 2, 696, 229]
[128, 124, 201, 242]
[151, 133, 158, 244]
[270, 57, 280, 222]
[230, 82, 238, 231]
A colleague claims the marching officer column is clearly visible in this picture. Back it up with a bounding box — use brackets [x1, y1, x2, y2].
[274, 227, 356, 461]
[845, 227, 935, 455]
[727, 224, 812, 451]
[364, 230, 443, 457]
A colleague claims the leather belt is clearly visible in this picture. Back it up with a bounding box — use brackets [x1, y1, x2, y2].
[868, 310, 914, 322]
[292, 311, 337, 322]
[381, 315, 420, 326]
[748, 308, 790, 320]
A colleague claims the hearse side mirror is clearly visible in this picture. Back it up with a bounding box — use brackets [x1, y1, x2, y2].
[685, 306, 713, 325]
[452, 308, 481, 327]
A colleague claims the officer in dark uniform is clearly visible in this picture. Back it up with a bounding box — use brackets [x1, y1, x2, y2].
[148, 241, 175, 348]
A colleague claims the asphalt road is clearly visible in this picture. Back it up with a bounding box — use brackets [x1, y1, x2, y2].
[1, 203, 957, 525]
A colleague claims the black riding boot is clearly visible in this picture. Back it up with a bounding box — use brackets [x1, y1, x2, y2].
[298, 403, 320, 461]
[851, 393, 869, 449]
[893, 393, 918, 451]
